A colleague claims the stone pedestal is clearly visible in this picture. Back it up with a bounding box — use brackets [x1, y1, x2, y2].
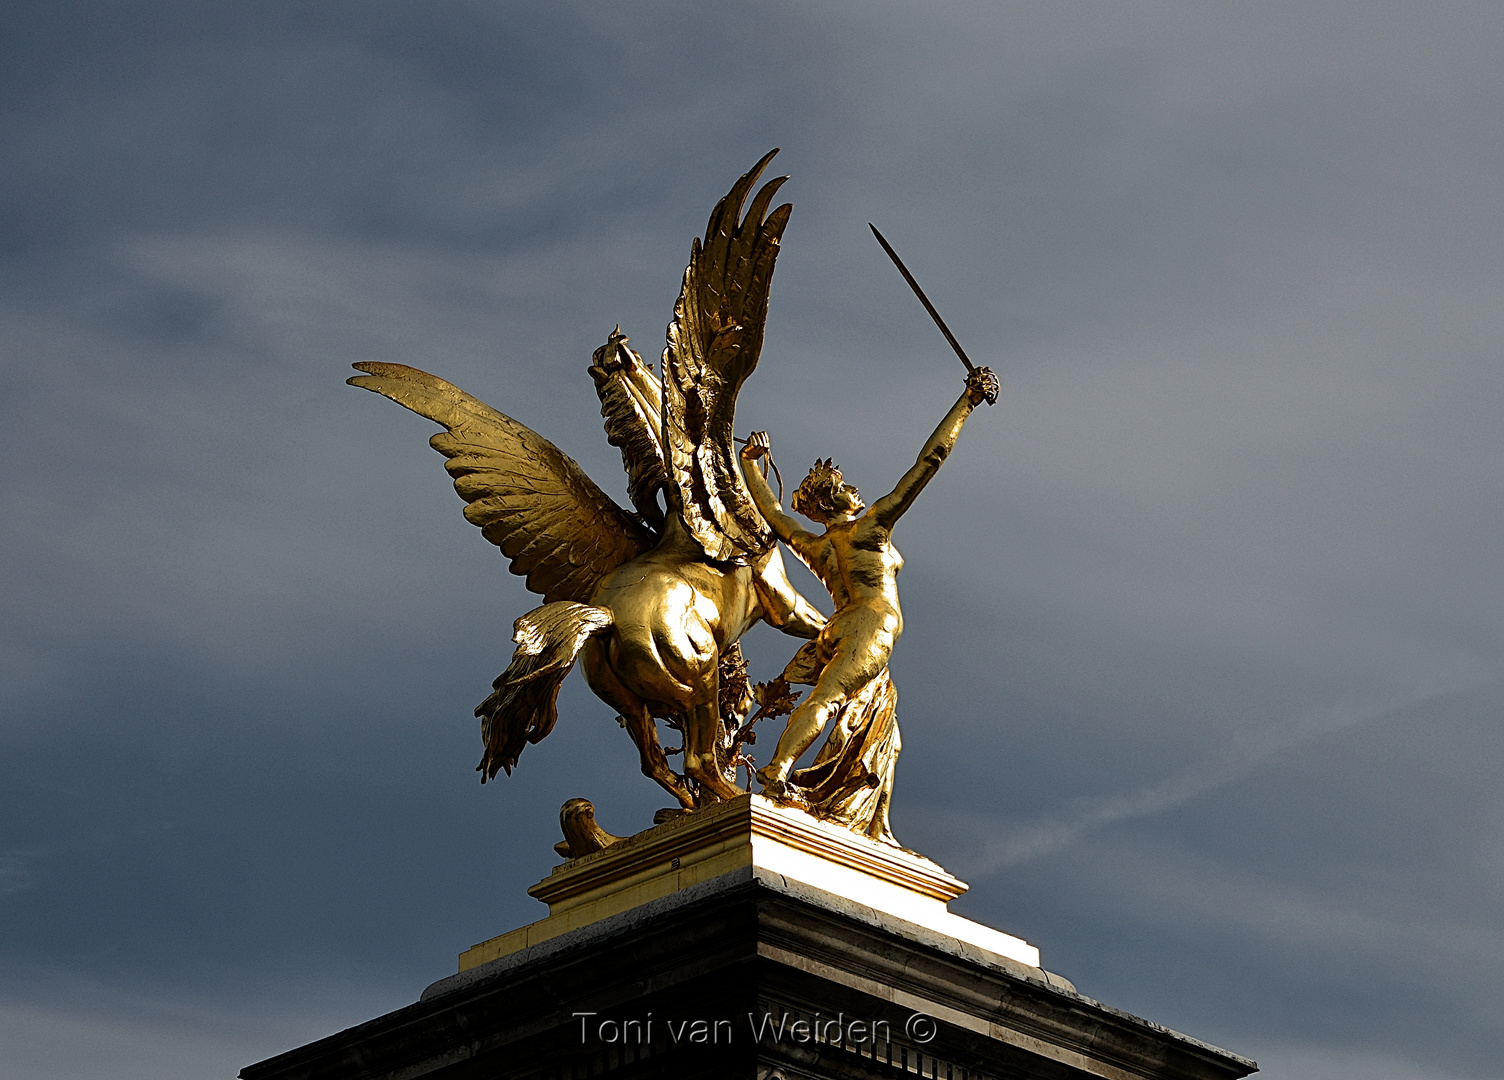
[241, 796, 1256, 1080]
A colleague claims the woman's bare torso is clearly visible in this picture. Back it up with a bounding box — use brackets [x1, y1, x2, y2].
[797, 517, 905, 650]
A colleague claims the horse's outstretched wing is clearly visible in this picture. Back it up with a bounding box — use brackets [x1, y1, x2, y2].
[350, 362, 654, 603]
[662, 149, 791, 563]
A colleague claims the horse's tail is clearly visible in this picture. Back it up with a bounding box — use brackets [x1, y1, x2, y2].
[476, 602, 614, 782]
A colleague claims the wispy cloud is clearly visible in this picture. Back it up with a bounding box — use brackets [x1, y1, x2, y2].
[957, 666, 1496, 876]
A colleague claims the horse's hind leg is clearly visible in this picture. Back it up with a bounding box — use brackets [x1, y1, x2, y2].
[582, 639, 694, 809]
[683, 699, 745, 803]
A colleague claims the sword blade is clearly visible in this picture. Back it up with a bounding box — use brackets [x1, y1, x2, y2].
[869, 223, 976, 373]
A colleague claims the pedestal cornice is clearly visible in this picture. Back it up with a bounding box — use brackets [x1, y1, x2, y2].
[460, 794, 1040, 971]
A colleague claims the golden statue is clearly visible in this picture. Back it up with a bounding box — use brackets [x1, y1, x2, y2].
[351, 152, 825, 810]
[351, 153, 998, 846]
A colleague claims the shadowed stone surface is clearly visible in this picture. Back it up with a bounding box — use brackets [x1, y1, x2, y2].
[240, 870, 1256, 1080]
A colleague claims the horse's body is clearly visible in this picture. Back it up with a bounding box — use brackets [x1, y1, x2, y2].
[582, 513, 822, 805]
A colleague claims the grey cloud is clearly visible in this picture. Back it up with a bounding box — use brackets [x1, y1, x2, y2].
[3, 3, 1503, 1078]
[944, 670, 1498, 874]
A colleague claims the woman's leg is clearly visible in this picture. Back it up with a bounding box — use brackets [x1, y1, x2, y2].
[758, 609, 893, 789]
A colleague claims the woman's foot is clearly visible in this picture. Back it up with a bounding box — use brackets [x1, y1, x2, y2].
[754, 764, 786, 797]
[756, 766, 809, 809]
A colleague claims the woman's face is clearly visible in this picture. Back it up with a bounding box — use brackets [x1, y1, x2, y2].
[832, 482, 865, 516]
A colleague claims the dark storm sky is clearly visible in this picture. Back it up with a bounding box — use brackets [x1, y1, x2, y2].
[2, 4, 1502, 1078]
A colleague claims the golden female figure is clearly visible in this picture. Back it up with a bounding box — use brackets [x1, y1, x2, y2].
[741, 365, 998, 799]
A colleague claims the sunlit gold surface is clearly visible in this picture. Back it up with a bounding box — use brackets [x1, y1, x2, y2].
[351, 150, 998, 842]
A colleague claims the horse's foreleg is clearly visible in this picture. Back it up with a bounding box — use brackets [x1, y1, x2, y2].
[623, 706, 694, 809]
[753, 547, 827, 639]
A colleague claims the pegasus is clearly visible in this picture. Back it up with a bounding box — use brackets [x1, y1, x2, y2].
[350, 151, 825, 808]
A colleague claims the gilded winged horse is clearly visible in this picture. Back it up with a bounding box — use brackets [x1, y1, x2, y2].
[350, 152, 825, 808]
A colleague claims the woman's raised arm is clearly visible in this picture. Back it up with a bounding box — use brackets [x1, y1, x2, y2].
[870, 367, 997, 529]
[739, 432, 811, 546]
